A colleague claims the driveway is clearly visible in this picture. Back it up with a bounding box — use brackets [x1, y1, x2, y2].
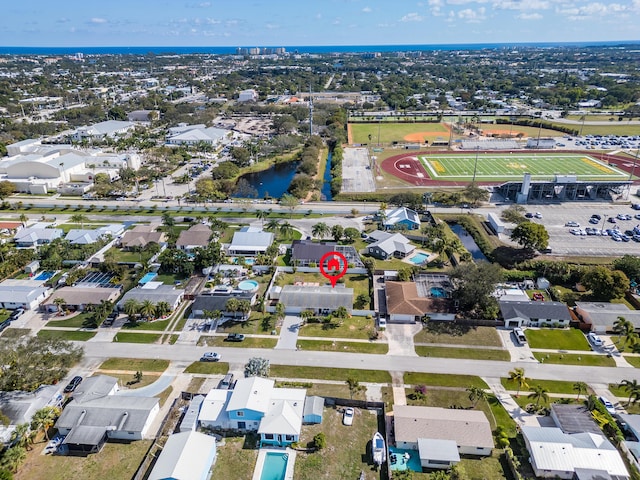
[275, 315, 301, 350]
[385, 323, 421, 357]
[497, 328, 538, 363]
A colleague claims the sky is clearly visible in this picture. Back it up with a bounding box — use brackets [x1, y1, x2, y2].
[1, 0, 639, 47]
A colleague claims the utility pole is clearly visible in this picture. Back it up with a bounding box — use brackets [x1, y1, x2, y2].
[308, 84, 313, 138]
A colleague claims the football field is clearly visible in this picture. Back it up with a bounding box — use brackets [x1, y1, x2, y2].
[421, 153, 629, 181]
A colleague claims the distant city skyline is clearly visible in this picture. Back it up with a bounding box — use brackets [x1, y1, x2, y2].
[1, 1, 638, 48]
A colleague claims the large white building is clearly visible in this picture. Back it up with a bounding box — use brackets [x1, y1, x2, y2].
[71, 120, 135, 142]
[166, 123, 228, 146]
[0, 140, 140, 193]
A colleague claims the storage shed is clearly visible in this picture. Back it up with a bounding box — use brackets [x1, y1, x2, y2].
[179, 395, 204, 432]
[303, 396, 324, 424]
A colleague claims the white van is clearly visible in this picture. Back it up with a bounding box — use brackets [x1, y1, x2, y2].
[513, 328, 527, 345]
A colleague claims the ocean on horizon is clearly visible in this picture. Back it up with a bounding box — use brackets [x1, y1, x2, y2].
[0, 41, 638, 56]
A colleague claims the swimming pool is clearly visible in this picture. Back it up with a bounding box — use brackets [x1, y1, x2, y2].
[237, 280, 259, 292]
[388, 447, 421, 472]
[260, 452, 288, 480]
[33, 271, 55, 281]
[409, 252, 429, 264]
[139, 272, 158, 285]
[430, 286, 447, 298]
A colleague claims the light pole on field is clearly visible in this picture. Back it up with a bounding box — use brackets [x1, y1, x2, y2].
[472, 146, 480, 183]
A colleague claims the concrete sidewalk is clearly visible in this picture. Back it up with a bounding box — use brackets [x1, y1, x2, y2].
[275, 315, 300, 350]
[482, 377, 547, 427]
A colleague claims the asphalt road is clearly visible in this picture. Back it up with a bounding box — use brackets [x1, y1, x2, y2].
[80, 341, 640, 385]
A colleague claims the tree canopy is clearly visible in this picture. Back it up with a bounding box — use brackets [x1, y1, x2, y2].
[510, 221, 549, 251]
[449, 261, 503, 318]
[581, 266, 629, 301]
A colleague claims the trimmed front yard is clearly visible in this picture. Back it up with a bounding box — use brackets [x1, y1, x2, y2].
[99, 358, 169, 372]
[298, 316, 375, 340]
[501, 377, 591, 395]
[46, 312, 94, 328]
[415, 345, 509, 361]
[184, 361, 230, 375]
[198, 336, 278, 349]
[404, 372, 488, 389]
[414, 324, 502, 346]
[95, 372, 161, 389]
[525, 328, 591, 351]
[623, 356, 640, 368]
[533, 352, 616, 367]
[113, 332, 162, 344]
[216, 314, 276, 335]
[297, 339, 388, 354]
[270, 365, 392, 384]
[36, 330, 96, 341]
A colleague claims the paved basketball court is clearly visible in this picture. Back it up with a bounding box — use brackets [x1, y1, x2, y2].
[341, 147, 376, 192]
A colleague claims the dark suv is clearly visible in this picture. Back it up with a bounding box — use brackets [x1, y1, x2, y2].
[225, 333, 245, 342]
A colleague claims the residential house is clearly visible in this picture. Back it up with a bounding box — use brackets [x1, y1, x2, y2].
[14, 226, 63, 247]
[394, 406, 493, 470]
[385, 281, 454, 323]
[382, 207, 421, 230]
[550, 404, 603, 435]
[0, 385, 63, 443]
[0, 279, 50, 310]
[147, 431, 217, 480]
[117, 282, 184, 312]
[521, 426, 628, 479]
[575, 302, 640, 333]
[191, 287, 256, 319]
[238, 89, 258, 102]
[65, 224, 124, 245]
[176, 224, 212, 252]
[0, 221, 23, 234]
[55, 375, 159, 455]
[271, 284, 353, 315]
[499, 300, 573, 328]
[42, 286, 121, 313]
[198, 376, 305, 447]
[179, 395, 204, 433]
[127, 110, 159, 124]
[119, 225, 166, 250]
[227, 227, 274, 256]
[366, 231, 415, 260]
[290, 240, 336, 267]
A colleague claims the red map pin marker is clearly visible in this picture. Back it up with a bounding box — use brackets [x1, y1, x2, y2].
[319, 251, 348, 288]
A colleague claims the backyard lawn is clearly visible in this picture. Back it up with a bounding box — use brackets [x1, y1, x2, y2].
[210, 434, 259, 480]
[295, 406, 381, 480]
[16, 440, 152, 480]
[414, 324, 502, 346]
[298, 316, 374, 340]
[525, 328, 591, 351]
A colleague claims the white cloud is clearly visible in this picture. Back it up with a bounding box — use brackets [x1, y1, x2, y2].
[89, 17, 107, 24]
[265, 23, 280, 30]
[399, 12, 425, 22]
[516, 12, 543, 19]
[446, 0, 489, 4]
[458, 7, 487, 21]
[332, 17, 342, 25]
[493, 0, 550, 10]
[362, 6, 372, 13]
[558, 1, 629, 19]
[199, 1, 211, 6]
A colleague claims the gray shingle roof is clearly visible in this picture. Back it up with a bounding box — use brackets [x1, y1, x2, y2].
[499, 300, 572, 322]
[291, 240, 336, 263]
[279, 285, 353, 310]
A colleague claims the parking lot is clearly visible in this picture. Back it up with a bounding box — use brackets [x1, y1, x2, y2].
[480, 202, 640, 256]
[342, 147, 376, 192]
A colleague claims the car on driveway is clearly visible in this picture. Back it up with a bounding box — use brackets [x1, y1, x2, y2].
[200, 352, 221, 362]
[10, 308, 25, 320]
[63, 376, 83, 393]
[599, 396, 617, 415]
[587, 332, 603, 347]
[225, 333, 245, 342]
[343, 407, 354, 426]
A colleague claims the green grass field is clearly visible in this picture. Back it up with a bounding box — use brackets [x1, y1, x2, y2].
[421, 153, 629, 181]
[349, 122, 448, 144]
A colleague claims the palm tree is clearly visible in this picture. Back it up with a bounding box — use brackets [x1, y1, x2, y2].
[255, 209, 269, 227]
[265, 218, 280, 232]
[345, 377, 363, 399]
[466, 386, 488, 408]
[573, 381, 588, 401]
[528, 385, 549, 408]
[278, 221, 294, 240]
[155, 301, 171, 318]
[334, 306, 349, 320]
[275, 302, 286, 324]
[10, 423, 33, 450]
[18, 213, 28, 227]
[30, 407, 59, 442]
[225, 297, 239, 317]
[586, 394, 598, 411]
[613, 317, 634, 347]
[0, 445, 26, 473]
[508, 367, 528, 397]
[123, 298, 140, 321]
[53, 297, 66, 315]
[69, 213, 88, 229]
[237, 299, 251, 320]
[312, 222, 330, 239]
[139, 300, 156, 320]
[620, 379, 640, 406]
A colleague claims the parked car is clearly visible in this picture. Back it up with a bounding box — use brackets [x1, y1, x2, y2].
[525, 213, 534, 218]
[10, 308, 25, 320]
[608, 217, 617, 223]
[225, 333, 245, 342]
[513, 328, 527, 345]
[589, 217, 600, 224]
[565, 221, 580, 227]
[343, 407, 354, 426]
[587, 332, 603, 347]
[63, 376, 83, 393]
[534, 212, 543, 219]
[218, 374, 235, 390]
[598, 396, 617, 415]
[200, 352, 221, 362]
